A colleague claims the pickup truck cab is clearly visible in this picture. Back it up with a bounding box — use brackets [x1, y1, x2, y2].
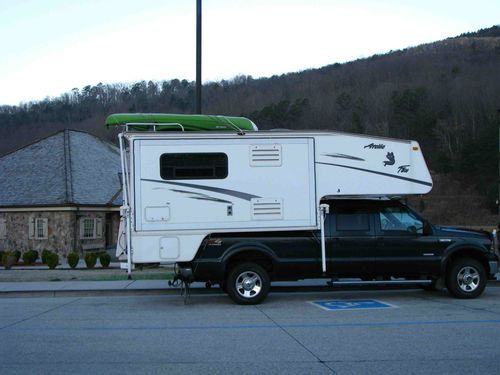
[186, 199, 499, 304]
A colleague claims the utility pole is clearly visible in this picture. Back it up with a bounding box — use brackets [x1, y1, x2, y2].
[497, 109, 500, 220]
[195, 0, 202, 114]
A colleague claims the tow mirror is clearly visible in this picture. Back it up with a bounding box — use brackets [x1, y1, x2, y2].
[423, 222, 433, 235]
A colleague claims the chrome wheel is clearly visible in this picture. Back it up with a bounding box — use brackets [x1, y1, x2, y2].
[457, 266, 480, 292]
[235, 271, 262, 299]
[446, 258, 486, 299]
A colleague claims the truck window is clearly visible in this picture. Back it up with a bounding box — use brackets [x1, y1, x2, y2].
[160, 153, 228, 180]
[336, 212, 370, 231]
[379, 207, 423, 234]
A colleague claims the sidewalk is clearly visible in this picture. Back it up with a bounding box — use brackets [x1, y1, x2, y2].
[2, 259, 500, 297]
[0, 279, 173, 296]
[1, 276, 499, 298]
[0, 279, 335, 298]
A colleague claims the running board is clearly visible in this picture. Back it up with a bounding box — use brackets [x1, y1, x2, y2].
[327, 279, 433, 286]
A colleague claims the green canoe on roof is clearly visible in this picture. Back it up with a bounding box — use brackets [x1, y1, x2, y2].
[105, 113, 258, 132]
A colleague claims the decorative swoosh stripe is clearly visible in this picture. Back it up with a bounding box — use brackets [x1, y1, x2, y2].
[190, 196, 234, 204]
[322, 153, 365, 161]
[316, 162, 433, 187]
[141, 179, 261, 201]
[170, 189, 233, 204]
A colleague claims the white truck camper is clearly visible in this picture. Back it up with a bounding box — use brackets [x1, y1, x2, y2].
[108, 113, 433, 287]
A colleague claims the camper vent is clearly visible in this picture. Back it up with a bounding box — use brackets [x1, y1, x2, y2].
[251, 198, 283, 220]
[250, 145, 282, 167]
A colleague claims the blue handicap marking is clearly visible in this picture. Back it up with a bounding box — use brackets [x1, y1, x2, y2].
[311, 299, 395, 311]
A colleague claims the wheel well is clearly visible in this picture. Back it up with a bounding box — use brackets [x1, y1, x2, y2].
[445, 249, 489, 275]
[225, 250, 274, 279]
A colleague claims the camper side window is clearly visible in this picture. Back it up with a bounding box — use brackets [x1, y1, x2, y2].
[160, 153, 228, 180]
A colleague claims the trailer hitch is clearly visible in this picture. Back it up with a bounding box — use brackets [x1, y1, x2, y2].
[168, 267, 194, 304]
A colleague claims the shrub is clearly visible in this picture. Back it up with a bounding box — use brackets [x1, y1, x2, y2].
[2, 251, 16, 269]
[0, 250, 4, 266]
[13, 250, 21, 263]
[99, 252, 111, 268]
[22, 250, 38, 265]
[46, 252, 59, 269]
[84, 253, 97, 269]
[67, 252, 79, 269]
[41, 249, 51, 264]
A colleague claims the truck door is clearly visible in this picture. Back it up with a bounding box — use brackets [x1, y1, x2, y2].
[374, 205, 442, 276]
[327, 205, 376, 277]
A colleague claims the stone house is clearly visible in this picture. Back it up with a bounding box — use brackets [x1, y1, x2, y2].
[0, 130, 122, 256]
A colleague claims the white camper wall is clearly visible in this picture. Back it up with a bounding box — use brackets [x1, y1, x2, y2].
[314, 134, 433, 198]
[134, 137, 317, 232]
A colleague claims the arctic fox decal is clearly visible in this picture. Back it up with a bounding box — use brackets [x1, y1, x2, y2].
[383, 152, 395, 166]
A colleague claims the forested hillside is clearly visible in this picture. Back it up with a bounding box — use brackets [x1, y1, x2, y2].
[1, 26, 499, 225]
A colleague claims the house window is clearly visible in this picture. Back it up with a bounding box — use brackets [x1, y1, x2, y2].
[83, 219, 95, 238]
[80, 218, 103, 239]
[0, 218, 6, 239]
[29, 218, 48, 240]
[160, 153, 228, 180]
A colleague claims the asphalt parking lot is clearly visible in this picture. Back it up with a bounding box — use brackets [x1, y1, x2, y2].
[1, 286, 500, 375]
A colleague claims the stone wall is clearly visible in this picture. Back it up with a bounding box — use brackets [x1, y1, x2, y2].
[108, 212, 121, 245]
[0, 209, 119, 256]
[76, 211, 106, 253]
[0, 211, 75, 254]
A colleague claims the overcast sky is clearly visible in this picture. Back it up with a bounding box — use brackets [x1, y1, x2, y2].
[0, 0, 498, 105]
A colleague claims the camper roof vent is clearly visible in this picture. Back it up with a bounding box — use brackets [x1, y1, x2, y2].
[250, 145, 282, 167]
[251, 198, 283, 220]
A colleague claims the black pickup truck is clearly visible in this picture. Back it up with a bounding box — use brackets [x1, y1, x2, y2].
[181, 199, 499, 304]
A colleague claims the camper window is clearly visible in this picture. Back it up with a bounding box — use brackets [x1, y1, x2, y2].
[160, 153, 228, 180]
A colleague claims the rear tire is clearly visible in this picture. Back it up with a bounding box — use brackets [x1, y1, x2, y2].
[226, 262, 270, 305]
[446, 258, 486, 299]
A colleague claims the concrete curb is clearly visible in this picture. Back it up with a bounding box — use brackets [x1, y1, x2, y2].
[1, 279, 498, 299]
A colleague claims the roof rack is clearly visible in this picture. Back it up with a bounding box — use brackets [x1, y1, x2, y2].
[124, 123, 185, 132]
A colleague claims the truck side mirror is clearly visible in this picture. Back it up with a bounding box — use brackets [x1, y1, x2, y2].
[423, 222, 433, 236]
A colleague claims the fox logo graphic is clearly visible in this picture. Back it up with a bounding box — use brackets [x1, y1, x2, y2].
[383, 152, 395, 166]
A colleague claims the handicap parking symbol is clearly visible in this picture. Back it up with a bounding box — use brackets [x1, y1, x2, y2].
[311, 299, 395, 311]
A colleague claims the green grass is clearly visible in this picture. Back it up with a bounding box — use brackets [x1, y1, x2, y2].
[0, 270, 175, 283]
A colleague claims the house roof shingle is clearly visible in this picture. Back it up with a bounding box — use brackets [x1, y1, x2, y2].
[0, 130, 122, 207]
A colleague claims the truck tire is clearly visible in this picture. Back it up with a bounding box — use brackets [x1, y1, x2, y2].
[226, 262, 270, 305]
[446, 257, 486, 299]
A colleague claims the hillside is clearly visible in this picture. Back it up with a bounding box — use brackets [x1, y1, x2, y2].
[1, 26, 499, 225]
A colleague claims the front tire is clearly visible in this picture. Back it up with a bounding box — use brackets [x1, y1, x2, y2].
[226, 262, 270, 305]
[446, 258, 486, 299]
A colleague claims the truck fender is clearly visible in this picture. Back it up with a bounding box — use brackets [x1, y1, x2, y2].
[221, 241, 277, 268]
[440, 244, 490, 274]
